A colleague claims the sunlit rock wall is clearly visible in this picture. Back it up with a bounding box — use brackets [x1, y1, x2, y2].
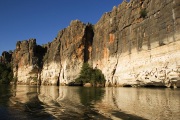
[59, 21, 94, 85]
[40, 40, 61, 85]
[41, 20, 94, 85]
[10, 0, 180, 87]
[12, 39, 46, 85]
[92, 0, 180, 87]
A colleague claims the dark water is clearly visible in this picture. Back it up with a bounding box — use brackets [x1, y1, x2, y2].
[0, 85, 180, 120]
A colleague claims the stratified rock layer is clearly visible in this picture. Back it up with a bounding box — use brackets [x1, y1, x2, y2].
[40, 20, 94, 85]
[8, 0, 180, 87]
[92, 0, 180, 87]
[12, 39, 46, 85]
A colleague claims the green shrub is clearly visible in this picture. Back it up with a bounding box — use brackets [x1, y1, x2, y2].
[140, 8, 147, 18]
[75, 63, 106, 86]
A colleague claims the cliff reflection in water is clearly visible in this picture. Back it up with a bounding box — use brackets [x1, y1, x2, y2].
[38, 86, 106, 119]
[38, 86, 84, 119]
[5, 86, 180, 119]
[95, 88, 180, 120]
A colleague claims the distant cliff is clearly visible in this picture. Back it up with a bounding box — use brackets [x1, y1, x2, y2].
[12, 39, 46, 85]
[1, 0, 180, 87]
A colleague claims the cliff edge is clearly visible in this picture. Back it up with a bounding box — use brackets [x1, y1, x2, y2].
[1, 0, 180, 87]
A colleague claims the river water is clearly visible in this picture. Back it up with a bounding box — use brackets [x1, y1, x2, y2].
[0, 85, 179, 120]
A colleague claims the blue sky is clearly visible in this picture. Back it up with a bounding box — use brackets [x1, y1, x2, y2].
[0, 0, 124, 54]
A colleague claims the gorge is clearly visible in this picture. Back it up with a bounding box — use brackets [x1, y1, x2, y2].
[0, 0, 180, 87]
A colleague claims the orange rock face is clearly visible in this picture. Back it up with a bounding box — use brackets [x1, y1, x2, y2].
[109, 34, 115, 44]
[7, 0, 180, 87]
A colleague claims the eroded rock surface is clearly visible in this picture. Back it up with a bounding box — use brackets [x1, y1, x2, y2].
[12, 39, 46, 85]
[41, 20, 94, 85]
[92, 0, 180, 87]
[7, 0, 180, 87]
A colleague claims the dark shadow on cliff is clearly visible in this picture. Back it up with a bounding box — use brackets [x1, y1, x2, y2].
[83, 24, 94, 62]
[111, 110, 148, 120]
[35, 45, 47, 69]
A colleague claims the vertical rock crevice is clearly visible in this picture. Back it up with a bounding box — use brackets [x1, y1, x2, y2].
[83, 24, 94, 63]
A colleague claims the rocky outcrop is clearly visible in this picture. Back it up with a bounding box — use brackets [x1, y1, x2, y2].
[92, 0, 180, 87]
[0, 51, 12, 64]
[12, 39, 46, 85]
[4, 0, 180, 87]
[40, 20, 94, 85]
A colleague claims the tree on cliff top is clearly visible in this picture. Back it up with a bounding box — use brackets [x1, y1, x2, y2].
[75, 63, 106, 86]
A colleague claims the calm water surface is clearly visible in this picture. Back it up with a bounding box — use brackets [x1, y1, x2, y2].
[0, 85, 179, 120]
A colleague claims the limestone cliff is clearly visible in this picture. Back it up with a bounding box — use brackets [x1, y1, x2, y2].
[92, 0, 180, 87]
[12, 39, 46, 85]
[3, 0, 180, 87]
[40, 20, 94, 85]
